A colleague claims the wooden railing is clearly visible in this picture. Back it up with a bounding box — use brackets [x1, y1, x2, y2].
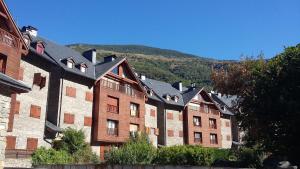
[107, 128, 118, 136]
[5, 149, 34, 158]
[194, 138, 202, 143]
[100, 79, 144, 99]
[107, 104, 118, 113]
[0, 27, 19, 49]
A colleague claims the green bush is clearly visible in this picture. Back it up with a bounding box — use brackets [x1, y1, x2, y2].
[32, 128, 100, 165]
[236, 147, 264, 168]
[105, 133, 156, 165]
[32, 147, 73, 165]
[53, 128, 87, 154]
[154, 145, 215, 166]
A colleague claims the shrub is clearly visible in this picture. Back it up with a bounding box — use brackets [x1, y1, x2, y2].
[32, 147, 73, 165]
[236, 147, 264, 168]
[53, 128, 87, 154]
[154, 145, 214, 166]
[105, 133, 156, 165]
[32, 128, 100, 165]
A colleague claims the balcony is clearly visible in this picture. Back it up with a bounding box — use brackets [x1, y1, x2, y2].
[100, 79, 144, 99]
[107, 128, 118, 136]
[194, 138, 202, 143]
[107, 104, 118, 114]
[0, 28, 19, 50]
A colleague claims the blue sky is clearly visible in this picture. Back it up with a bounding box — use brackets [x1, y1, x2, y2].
[6, 0, 300, 60]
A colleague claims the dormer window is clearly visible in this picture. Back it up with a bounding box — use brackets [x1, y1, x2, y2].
[79, 63, 88, 73]
[66, 58, 75, 68]
[164, 94, 171, 101]
[172, 95, 179, 102]
[36, 41, 45, 55]
[148, 90, 153, 96]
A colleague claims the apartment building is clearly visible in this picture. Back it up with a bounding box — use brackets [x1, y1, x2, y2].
[0, 0, 30, 167]
[141, 76, 225, 148]
[210, 92, 241, 148]
[1, 23, 147, 163]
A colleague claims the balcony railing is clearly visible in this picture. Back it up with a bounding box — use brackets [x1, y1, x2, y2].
[5, 149, 34, 159]
[0, 28, 19, 50]
[209, 124, 217, 129]
[100, 79, 144, 99]
[194, 138, 202, 143]
[107, 128, 118, 136]
[107, 104, 118, 113]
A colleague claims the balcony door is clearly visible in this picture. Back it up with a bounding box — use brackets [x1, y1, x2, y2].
[0, 54, 7, 73]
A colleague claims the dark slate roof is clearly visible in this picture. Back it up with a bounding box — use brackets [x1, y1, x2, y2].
[29, 36, 95, 79]
[210, 93, 237, 115]
[0, 72, 31, 92]
[182, 87, 202, 105]
[141, 78, 201, 106]
[95, 57, 125, 79]
[27, 35, 124, 80]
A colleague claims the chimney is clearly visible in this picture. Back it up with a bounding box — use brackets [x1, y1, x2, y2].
[141, 75, 146, 81]
[83, 49, 97, 64]
[21, 26, 38, 37]
[104, 55, 117, 62]
[173, 81, 183, 92]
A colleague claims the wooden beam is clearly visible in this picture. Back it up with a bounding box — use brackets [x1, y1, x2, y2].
[0, 11, 8, 19]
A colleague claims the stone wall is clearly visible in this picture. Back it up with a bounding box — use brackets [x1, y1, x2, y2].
[145, 103, 158, 147]
[59, 79, 94, 143]
[165, 108, 184, 146]
[0, 92, 11, 168]
[6, 60, 50, 151]
[220, 117, 232, 149]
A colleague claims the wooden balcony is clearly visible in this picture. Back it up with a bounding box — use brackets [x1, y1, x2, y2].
[107, 128, 118, 136]
[107, 104, 118, 114]
[5, 149, 34, 159]
[100, 79, 144, 99]
[0, 27, 19, 50]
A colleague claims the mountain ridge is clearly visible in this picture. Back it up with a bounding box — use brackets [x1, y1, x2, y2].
[68, 44, 234, 88]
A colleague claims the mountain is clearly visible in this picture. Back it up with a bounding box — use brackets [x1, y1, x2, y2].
[68, 44, 229, 88]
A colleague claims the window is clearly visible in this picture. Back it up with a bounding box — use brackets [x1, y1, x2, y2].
[107, 96, 119, 113]
[130, 103, 139, 117]
[80, 64, 87, 73]
[204, 104, 209, 113]
[209, 118, 217, 129]
[164, 94, 171, 101]
[210, 134, 218, 144]
[125, 84, 134, 96]
[194, 132, 202, 143]
[129, 123, 139, 137]
[193, 116, 201, 126]
[225, 121, 230, 127]
[111, 66, 119, 75]
[67, 59, 75, 68]
[226, 135, 231, 141]
[189, 105, 199, 111]
[107, 120, 118, 136]
[0, 54, 7, 73]
[33, 73, 46, 89]
[36, 42, 44, 54]
[173, 96, 179, 102]
[147, 90, 153, 96]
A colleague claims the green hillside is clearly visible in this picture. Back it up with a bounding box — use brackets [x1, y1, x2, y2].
[68, 44, 226, 88]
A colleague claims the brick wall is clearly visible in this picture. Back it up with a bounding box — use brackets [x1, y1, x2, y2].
[145, 104, 158, 147]
[6, 60, 50, 152]
[186, 102, 222, 148]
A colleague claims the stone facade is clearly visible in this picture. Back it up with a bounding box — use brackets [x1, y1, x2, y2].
[58, 79, 94, 143]
[220, 117, 232, 148]
[6, 60, 50, 151]
[165, 108, 184, 146]
[0, 92, 11, 169]
[145, 103, 158, 147]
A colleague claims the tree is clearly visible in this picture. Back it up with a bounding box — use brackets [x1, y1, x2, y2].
[211, 44, 300, 165]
